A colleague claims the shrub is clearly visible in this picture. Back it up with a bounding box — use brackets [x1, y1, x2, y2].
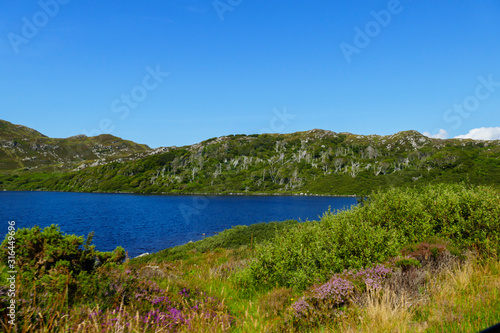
[234, 211, 400, 291]
[0, 225, 126, 310]
[234, 184, 500, 293]
[394, 257, 422, 270]
[0, 225, 125, 278]
[287, 264, 393, 330]
[360, 184, 500, 257]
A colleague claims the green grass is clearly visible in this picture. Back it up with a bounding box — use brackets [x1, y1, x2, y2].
[130, 219, 300, 264]
[416, 258, 500, 333]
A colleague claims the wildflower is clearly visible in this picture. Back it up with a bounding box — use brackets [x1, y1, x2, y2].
[292, 298, 310, 316]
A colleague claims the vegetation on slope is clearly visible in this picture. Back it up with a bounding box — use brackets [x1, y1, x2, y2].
[234, 183, 499, 293]
[1, 128, 500, 195]
[1, 183, 499, 332]
[0, 119, 150, 172]
[132, 219, 299, 264]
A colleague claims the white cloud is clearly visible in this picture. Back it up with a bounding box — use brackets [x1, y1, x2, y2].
[423, 129, 449, 139]
[454, 127, 500, 140]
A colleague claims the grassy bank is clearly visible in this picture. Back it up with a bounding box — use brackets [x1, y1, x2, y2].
[1, 183, 499, 332]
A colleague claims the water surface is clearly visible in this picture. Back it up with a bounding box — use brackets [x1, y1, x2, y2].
[0, 191, 357, 257]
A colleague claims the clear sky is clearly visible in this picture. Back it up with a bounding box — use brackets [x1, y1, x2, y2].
[1, 0, 500, 148]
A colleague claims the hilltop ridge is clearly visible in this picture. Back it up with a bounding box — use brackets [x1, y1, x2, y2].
[1, 120, 499, 195]
[0, 119, 151, 172]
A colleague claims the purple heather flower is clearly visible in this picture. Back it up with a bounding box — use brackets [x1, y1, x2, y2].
[313, 277, 354, 303]
[292, 298, 310, 316]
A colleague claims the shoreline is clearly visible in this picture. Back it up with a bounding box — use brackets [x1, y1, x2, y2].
[1, 188, 359, 198]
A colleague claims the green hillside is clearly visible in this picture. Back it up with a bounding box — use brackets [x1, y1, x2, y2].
[2, 125, 500, 195]
[0, 119, 151, 172]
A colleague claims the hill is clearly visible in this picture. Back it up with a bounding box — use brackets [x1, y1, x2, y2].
[0, 119, 152, 172]
[1, 123, 499, 195]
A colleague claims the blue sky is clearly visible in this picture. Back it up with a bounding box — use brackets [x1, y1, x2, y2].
[1, 0, 500, 148]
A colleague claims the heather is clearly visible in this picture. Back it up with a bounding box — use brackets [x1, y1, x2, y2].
[0, 226, 235, 332]
[1, 183, 500, 332]
[288, 264, 393, 330]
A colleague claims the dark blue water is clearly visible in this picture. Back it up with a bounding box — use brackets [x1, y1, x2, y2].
[0, 191, 357, 258]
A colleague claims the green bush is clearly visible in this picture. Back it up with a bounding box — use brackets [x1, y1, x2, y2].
[234, 211, 400, 291]
[394, 257, 422, 270]
[0, 225, 126, 306]
[0, 225, 125, 276]
[359, 184, 500, 256]
[234, 184, 500, 292]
